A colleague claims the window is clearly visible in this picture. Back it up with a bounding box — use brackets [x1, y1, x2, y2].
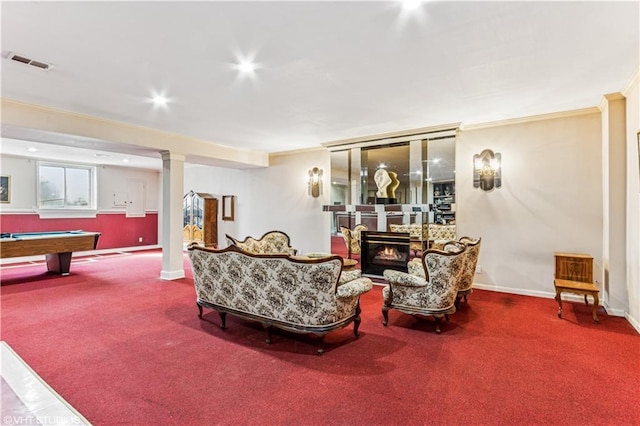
[38, 162, 96, 209]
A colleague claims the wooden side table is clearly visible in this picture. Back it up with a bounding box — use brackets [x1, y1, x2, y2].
[342, 259, 358, 271]
[553, 252, 600, 323]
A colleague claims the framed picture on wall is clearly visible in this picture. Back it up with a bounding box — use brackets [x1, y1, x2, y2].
[222, 195, 235, 221]
[0, 176, 10, 203]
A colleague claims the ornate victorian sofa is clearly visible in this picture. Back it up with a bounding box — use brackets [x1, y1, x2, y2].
[188, 244, 373, 354]
[225, 230, 297, 255]
[388, 223, 457, 251]
[382, 241, 466, 333]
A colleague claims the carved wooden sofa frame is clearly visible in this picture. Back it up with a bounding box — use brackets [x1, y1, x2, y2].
[188, 244, 373, 354]
[382, 241, 466, 333]
[225, 230, 297, 255]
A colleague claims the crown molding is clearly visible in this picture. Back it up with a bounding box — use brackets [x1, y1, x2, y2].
[598, 92, 626, 112]
[461, 107, 600, 131]
[269, 145, 325, 158]
[321, 123, 461, 149]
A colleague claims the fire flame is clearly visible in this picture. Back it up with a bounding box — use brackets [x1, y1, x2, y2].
[378, 246, 400, 260]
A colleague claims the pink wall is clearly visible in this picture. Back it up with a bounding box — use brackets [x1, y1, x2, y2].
[0, 213, 158, 249]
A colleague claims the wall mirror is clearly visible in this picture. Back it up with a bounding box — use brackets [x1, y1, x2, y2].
[327, 129, 457, 242]
[330, 151, 349, 206]
[222, 195, 235, 221]
[361, 143, 410, 205]
[424, 137, 456, 224]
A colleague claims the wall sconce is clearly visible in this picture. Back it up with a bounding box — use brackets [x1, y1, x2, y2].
[308, 167, 323, 198]
[473, 149, 502, 191]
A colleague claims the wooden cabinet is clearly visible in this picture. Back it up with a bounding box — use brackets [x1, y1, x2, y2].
[433, 181, 455, 224]
[183, 191, 218, 247]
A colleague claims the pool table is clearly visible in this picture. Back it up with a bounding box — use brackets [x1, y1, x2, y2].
[0, 231, 101, 275]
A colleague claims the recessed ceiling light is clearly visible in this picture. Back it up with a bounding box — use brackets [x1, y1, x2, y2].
[238, 60, 256, 73]
[122, 158, 130, 163]
[151, 94, 169, 107]
[27, 147, 39, 152]
[402, 0, 422, 10]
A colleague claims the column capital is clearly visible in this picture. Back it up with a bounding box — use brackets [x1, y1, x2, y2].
[160, 150, 185, 162]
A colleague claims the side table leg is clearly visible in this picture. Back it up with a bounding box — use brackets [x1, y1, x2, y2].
[555, 288, 563, 318]
[592, 293, 600, 323]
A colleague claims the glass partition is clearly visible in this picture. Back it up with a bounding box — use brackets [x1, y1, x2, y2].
[327, 134, 456, 250]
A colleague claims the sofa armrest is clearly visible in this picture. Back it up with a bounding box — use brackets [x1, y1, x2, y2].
[337, 278, 373, 298]
[338, 269, 362, 285]
[383, 270, 428, 287]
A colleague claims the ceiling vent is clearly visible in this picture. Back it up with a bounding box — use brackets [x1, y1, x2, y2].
[6, 52, 53, 70]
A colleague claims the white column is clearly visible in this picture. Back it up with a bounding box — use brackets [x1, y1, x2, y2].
[350, 147, 362, 205]
[600, 93, 628, 313]
[409, 139, 423, 204]
[160, 151, 186, 280]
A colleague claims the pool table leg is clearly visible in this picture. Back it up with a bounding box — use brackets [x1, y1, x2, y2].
[46, 252, 73, 275]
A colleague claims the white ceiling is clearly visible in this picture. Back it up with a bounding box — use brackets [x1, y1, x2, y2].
[1, 1, 638, 168]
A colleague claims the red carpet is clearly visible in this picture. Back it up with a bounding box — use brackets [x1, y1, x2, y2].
[1, 250, 639, 425]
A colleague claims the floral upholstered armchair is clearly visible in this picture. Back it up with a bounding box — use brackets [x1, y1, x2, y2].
[455, 237, 481, 304]
[382, 242, 466, 333]
[407, 237, 481, 306]
[225, 230, 297, 255]
[339, 224, 368, 258]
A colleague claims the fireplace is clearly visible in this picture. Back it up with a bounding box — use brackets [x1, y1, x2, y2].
[361, 231, 411, 276]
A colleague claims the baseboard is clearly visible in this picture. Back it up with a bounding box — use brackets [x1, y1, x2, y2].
[160, 269, 186, 280]
[472, 282, 633, 318]
[624, 312, 640, 334]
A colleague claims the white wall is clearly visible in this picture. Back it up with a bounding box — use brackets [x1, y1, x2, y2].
[184, 149, 332, 254]
[624, 75, 640, 330]
[98, 165, 160, 212]
[456, 111, 604, 297]
[0, 154, 160, 213]
[184, 111, 612, 306]
[0, 156, 37, 210]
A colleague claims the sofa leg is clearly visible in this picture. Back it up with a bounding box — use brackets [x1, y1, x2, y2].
[197, 303, 203, 319]
[353, 300, 362, 337]
[382, 306, 390, 326]
[219, 312, 227, 329]
[434, 316, 442, 334]
[317, 336, 325, 355]
[265, 326, 273, 344]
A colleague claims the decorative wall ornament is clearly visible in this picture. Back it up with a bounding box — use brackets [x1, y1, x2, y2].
[308, 167, 323, 198]
[473, 149, 502, 191]
[0, 176, 10, 203]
